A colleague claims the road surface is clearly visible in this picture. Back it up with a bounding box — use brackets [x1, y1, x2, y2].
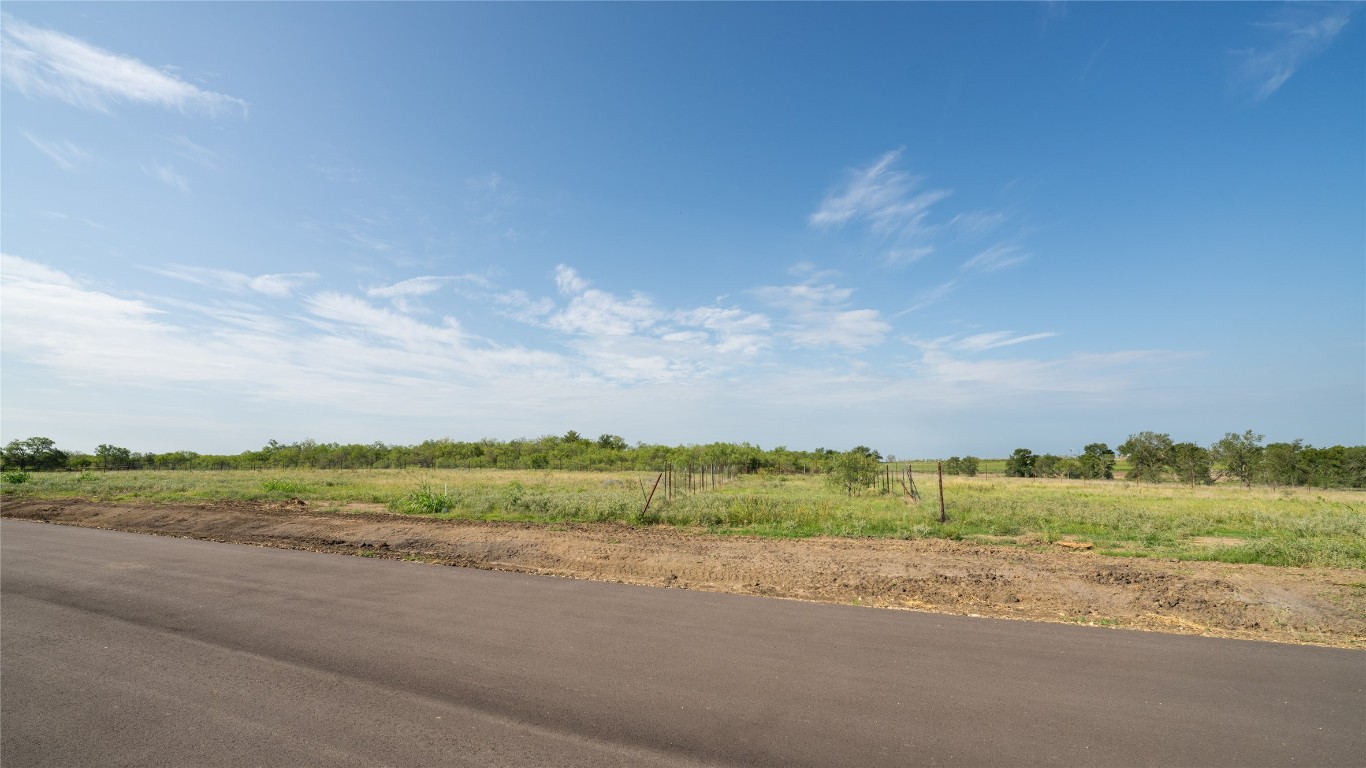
[2, 519, 1362, 767]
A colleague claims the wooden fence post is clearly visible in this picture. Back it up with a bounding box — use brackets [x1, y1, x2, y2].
[642, 472, 663, 516]
[937, 460, 946, 523]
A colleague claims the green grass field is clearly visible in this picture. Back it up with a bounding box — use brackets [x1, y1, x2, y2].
[3, 468, 1361, 569]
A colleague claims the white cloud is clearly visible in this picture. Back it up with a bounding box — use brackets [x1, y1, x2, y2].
[368, 276, 451, 299]
[675, 306, 772, 356]
[790, 309, 889, 352]
[22, 132, 89, 170]
[491, 268, 776, 370]
[677, 306, 770, 335]
[2, 254, 571, 413]
[512, 265, 665, 338]
[248, 273, 316, 298]
[1237, 4, 1355, 102]
[493, 289, 556, 323]
[150, 265, 317, 298]
[549, 286, 663, 337]
[0, 13, 248, 116]
[305, 292, 468, 349]
[554, 264, 590, 295]
[753, 277, 889, 351]
[1, 253, 81, 288]
[752, 280, 855, 311]
[3, 255, 1201, 452]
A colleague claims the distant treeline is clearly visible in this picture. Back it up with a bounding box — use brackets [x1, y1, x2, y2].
[992, 432, 1366, 488]
[0, 432, 842, 475]
[3, 429, 1363, 488]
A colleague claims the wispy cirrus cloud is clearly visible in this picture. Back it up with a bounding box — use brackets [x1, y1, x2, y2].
[809, 149, 1032, 282]
[368, 275, 490, 313]
[22, 131, 89, 170]
[40, 210, 112, 232]
[905, 334, 1189, 402]
[962, 243, 1028, 274]
[368, 276, 457, 300]
[149, 264, 318, 298]
[895, 280, 958, 317]
[339, 224, 396, 253]
[809, 148, 949, 266]
[945, 212, 1006, 241]
[0, 13, 248, 116]
[146, 162, 190, 194]
[1235, 4, 1355, 102]
[169, 135, 219, 169]
[950, 330, 1058, 353]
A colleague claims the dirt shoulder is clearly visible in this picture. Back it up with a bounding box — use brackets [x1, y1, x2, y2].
[4, 497, 1363, 648]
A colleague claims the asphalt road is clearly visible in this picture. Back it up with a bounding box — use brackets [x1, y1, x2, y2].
[2, 520, 1362, 767]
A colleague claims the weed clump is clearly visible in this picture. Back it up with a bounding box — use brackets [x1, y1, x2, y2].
[390, 483, 455, 516]
[261, 479, 310, 495]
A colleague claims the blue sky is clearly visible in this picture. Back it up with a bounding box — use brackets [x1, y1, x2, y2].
[2, 2, 1362, 458]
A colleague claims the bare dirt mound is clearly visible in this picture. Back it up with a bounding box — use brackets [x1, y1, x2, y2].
[4, 497, 1362, 648]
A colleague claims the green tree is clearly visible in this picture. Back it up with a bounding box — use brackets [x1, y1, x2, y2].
[827, 448, 879, 496]
[1341, 446, 1366, 488]
[95, 444, 135, 470]
[1210, 430, 1263, 488]
[1119, 432, 1173, 482]
[960, 456, 980, 477]
[2, 437, 69, 471]
[1300, 446, 1346, 488]
[1004, 448, 1036, 478]
[1034, 454, 1063, 478]
[596, 434, 627, 451]
[943, 456, 965, 475]
[1261, 440, 1307, 487]
[1077, 443, 1116, 479]
[1169, 442, 1213, 485]
[851, 445, 882, 462]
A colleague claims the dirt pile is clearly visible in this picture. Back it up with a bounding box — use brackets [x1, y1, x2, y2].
[4, 497, 1362, 648]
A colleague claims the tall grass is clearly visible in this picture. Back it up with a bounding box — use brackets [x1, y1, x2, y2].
[4, 468, 1361, 568]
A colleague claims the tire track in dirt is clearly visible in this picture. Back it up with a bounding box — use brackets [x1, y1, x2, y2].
[4, 497, 1362, 647]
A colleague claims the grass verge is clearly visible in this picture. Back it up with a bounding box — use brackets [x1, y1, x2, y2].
[3, 469, 1361, 568]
